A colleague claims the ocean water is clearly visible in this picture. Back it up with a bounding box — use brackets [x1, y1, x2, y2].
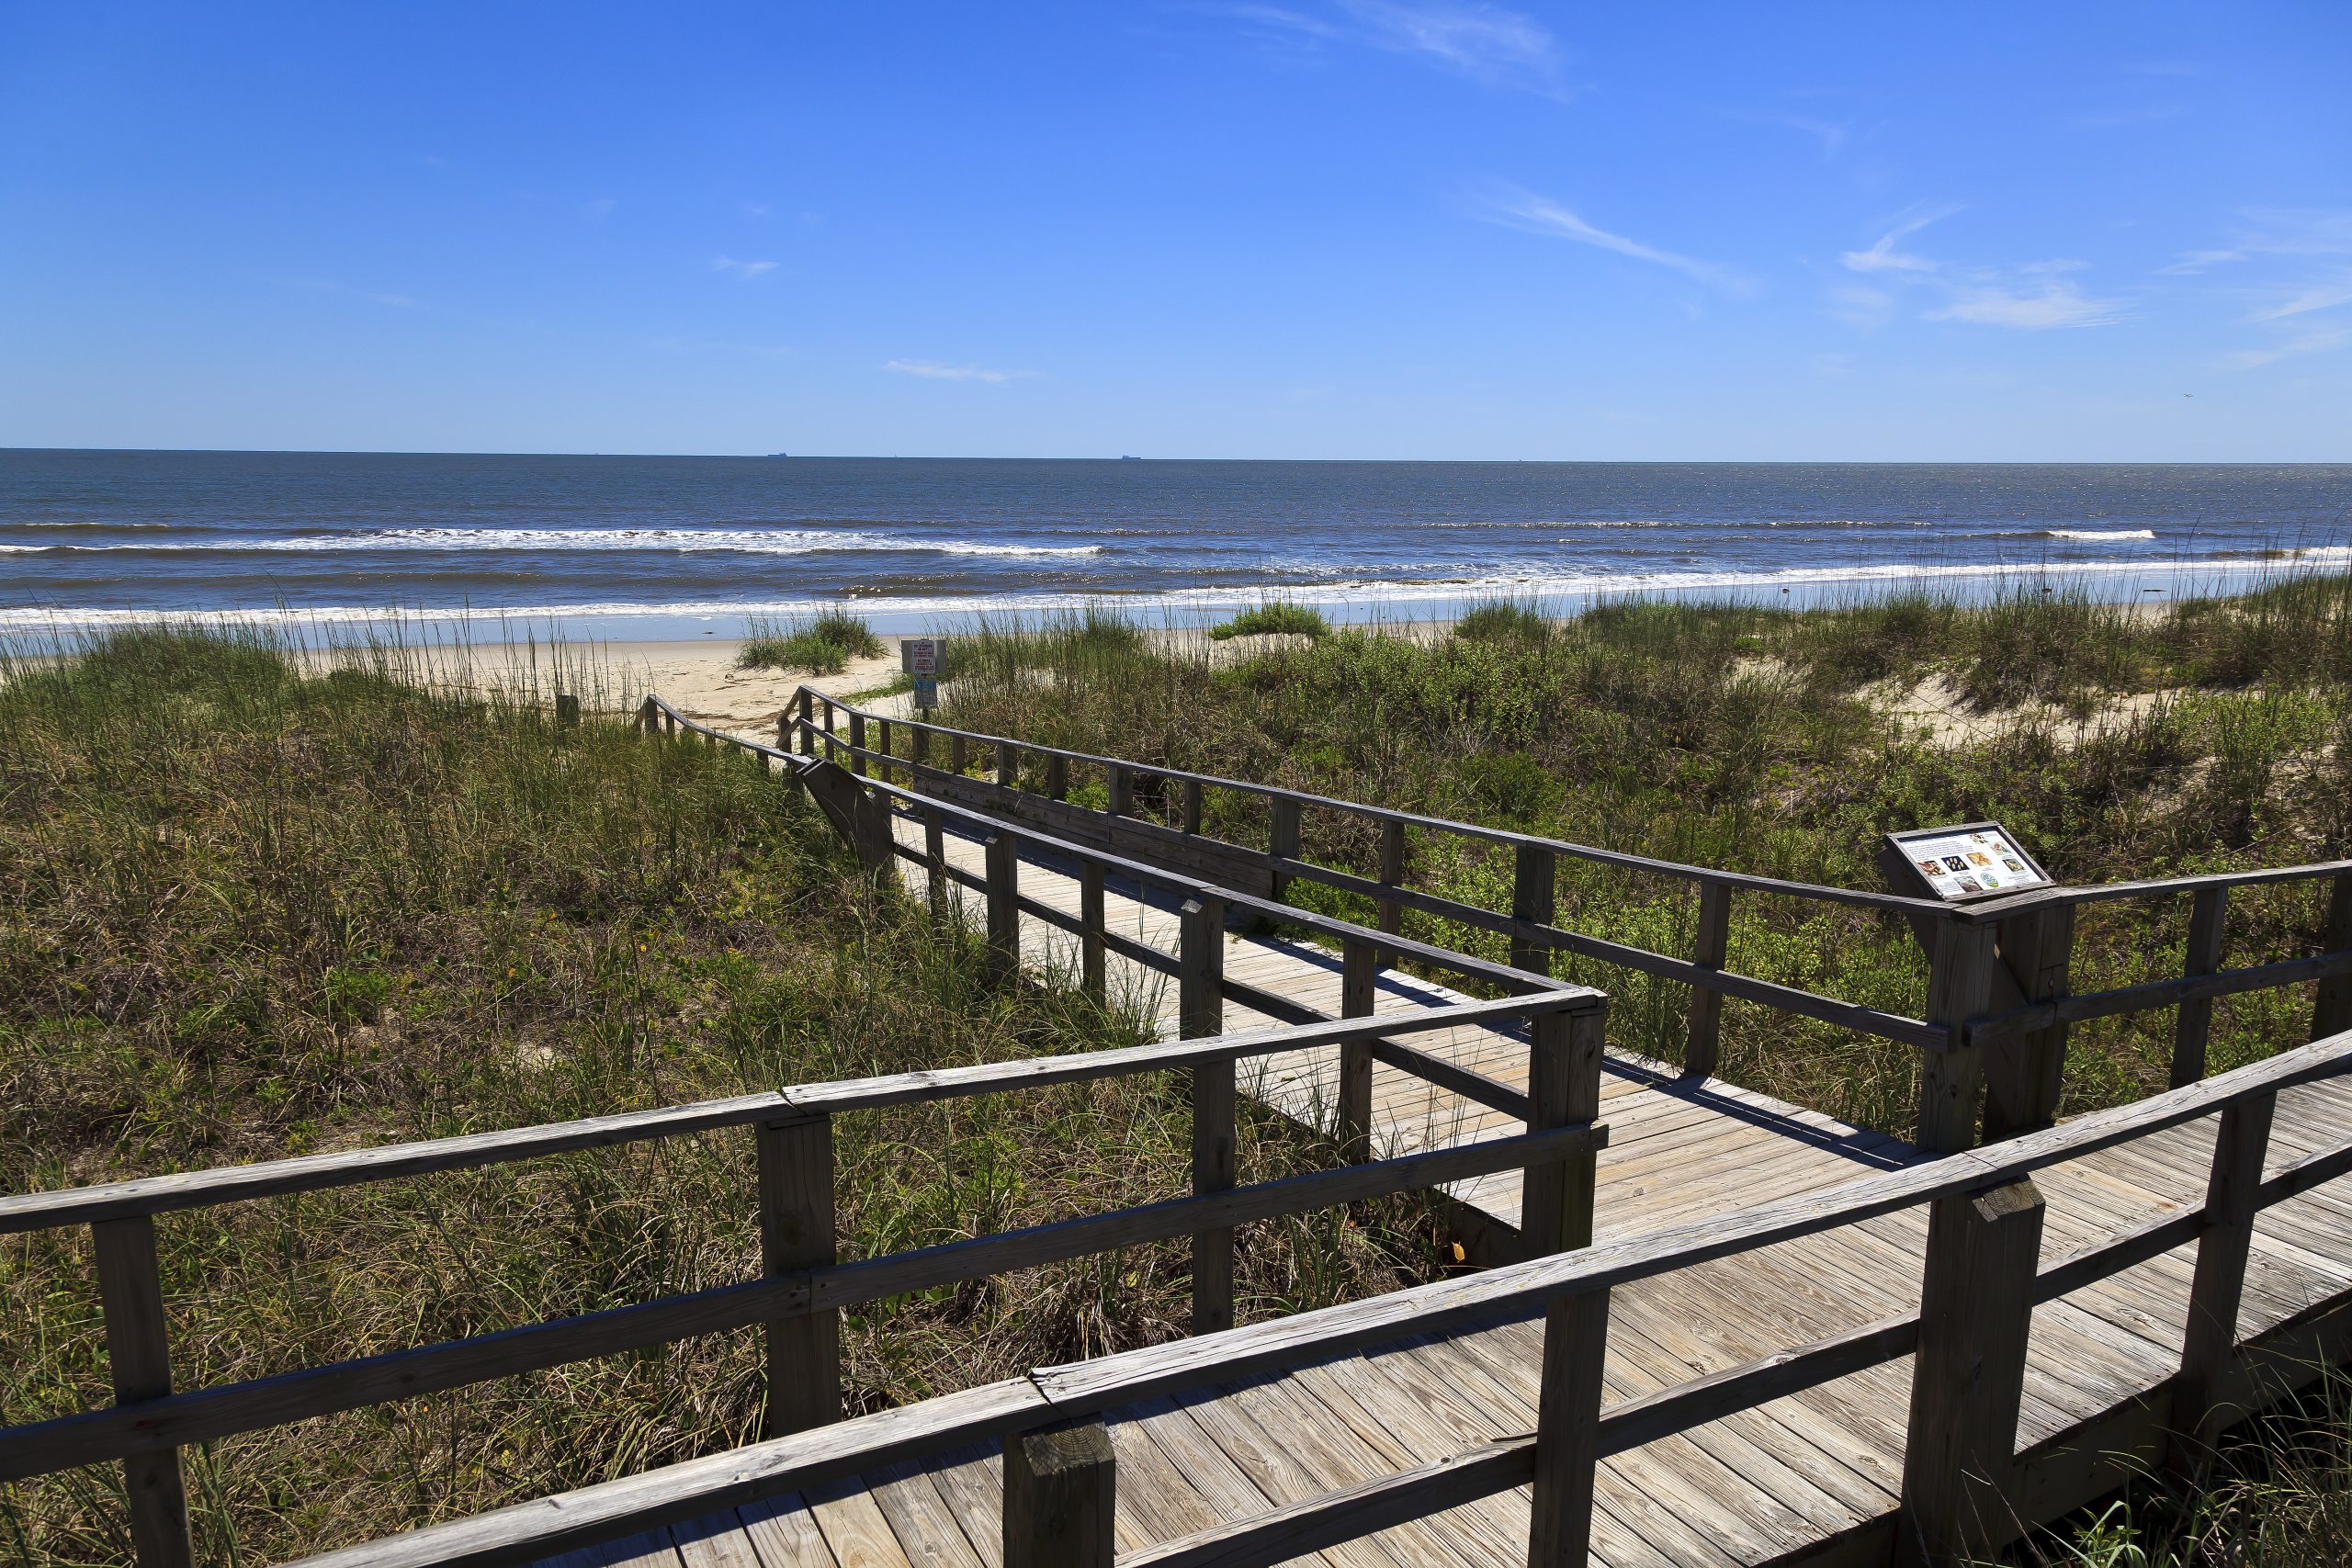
[4, 450, 2348, 637]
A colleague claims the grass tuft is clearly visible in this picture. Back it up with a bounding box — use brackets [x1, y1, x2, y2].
[1453, 598, 1551, 642]
[0, 625, 1454, 1564]
[738, 608, 884, 674]
[1208, 602, 1331, 640]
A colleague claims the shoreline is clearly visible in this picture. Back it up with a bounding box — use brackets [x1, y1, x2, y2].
[3, 551, 2344, 646]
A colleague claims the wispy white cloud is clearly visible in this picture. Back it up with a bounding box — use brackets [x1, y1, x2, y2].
[1478, 186, 1752, 294]
[2224, 328, 2350, 369]
[1829, 210, 2129, 329]
[1926, 281, 2130, 330]
[1220, 2, 1562, 93]
[883, 359, 1029, 384]
[1840, 206, 1956, 274]
[2248, 277, 2352, 322]
[1822, 283, 1894, 330]
[712, 255, 779, 280]
[582, 197, 616, 220]
[2161, 208, 2352, 274]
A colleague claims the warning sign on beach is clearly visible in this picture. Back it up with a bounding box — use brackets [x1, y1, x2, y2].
[905, 637, 940, 710]
[1883, 821, 2053, 902]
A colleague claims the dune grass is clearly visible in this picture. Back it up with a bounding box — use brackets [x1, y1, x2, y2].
[0, 628, 1453, 1566]
[736, 608, 883, 674]
[2022, 1366, 2352, 1565]
[1453, 597, 1552, 643]
[1208, 601, 1331, 640]
[933, 575, 2352, 1141]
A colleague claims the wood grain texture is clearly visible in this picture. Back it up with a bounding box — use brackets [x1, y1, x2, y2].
[1896, 1179, 2045, 1568]
[93, 1216, 194, 1568]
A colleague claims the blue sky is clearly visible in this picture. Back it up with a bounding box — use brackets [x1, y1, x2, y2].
[3, 2, 2347, 459]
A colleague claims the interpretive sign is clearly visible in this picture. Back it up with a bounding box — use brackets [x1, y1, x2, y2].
[1884, 821, 2053, 902]
[906, 637, 940, 710]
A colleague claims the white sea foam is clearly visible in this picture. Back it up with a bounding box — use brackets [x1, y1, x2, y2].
[9, 526, 1103, 558]
[2044, 528, 2156, 541]
[4, 551, 2336, 631]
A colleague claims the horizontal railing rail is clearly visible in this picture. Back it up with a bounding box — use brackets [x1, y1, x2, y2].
[0, 983, 1608, 1568]
[794, 687, 2352, 1158]
[280, 1024, 2352, 1568]
[638, 694, 1594, 1135]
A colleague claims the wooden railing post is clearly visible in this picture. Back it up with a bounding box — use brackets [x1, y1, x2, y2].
[1986, 899, 2075, 1138]
[1378, 818, 1407, 937]
[910, 724, 929, 771]
[1080, 861, 1107, 1004]
[1046, 753, 1069, 802]
[923, 805, 948, 922]
[847, 713, 866, 778]
[92, 1216, 195, 1568]
[1269, 798, 1302, 904]
[1181, 896, 1233, 1334]
[998, 741, 1019, 790]
[1510, 844, 1556, 976]
[2313, 871, 2352, 1040]
[1337, 938, 1377, 1156]
[875, 719, 892, 781]
[1520, 1003, 1604, 1259]
[1528, 1280, 1611, 1568]
[1182, 777, 1204, 835]
[2167, 1089, 2277, 1473]
[821, 696, 835, 738]
[1917, 918, 1997, 1155]
[1107, 762, 1132, 818]
[1685, 883, 1730, 1079]
[2172, 887, 2229, 1088]
[639, 695, 658, 734]
[1525, 981, 1610, 1568]
[1003, 1417, 1115, 1568]
[1896, 1177, 2045, 1567]
[554, 693, 579, 728]
[951, 732, 968, 776]
[757, 1114, 841, 1437]
[986, 832, 1020, 976]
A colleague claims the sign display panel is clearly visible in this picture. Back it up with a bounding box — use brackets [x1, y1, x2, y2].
[906, 637, 940, 710]
[1886, 822, 2052, 901]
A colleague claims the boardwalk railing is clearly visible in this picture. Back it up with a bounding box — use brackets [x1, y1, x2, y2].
[789, 688, 2352, 1157]
[642, 694, 1586, 1139]
[0, 992, 1607, 1568]
[279, 1026, 2352, 1568]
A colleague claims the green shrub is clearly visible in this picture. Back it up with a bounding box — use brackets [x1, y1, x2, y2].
[738, 608, 884, 674]
[1454, 599, 1550, 642]
[1209, 602, 1331, 640]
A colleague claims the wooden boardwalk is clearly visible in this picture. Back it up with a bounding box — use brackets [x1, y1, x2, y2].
[544, 809, 2352, 1568]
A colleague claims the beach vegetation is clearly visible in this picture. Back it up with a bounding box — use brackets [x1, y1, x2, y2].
[1207, 601, 1331, 640]
[737, 607, 883, 673]
[1453, 597, 1551, 642]
[0, 626, 1452, 1565]
[935, 571, 2352, 1139]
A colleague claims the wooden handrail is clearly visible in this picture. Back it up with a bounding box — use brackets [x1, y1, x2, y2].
[795, 689, 1954, 915]
[0, 987, 1597, 1480]
[277, 1024, 2352, 1568]
[793, 686, 2352, 1145]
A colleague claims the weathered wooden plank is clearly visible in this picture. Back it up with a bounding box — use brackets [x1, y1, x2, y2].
[1003, 1420, 1114, 1568]
[2171, 887, 2229, 1089]
[1917, 920, 1996, 1156]
[1684, 884, 1730, 1080]
[2169, 1090, 2276, 1473]
[0, 1093, 793, 1234]
[93, 1215, 195, 1568]
[1896, 1179, 2044, 1567]
[760, 1116, 841, 1437]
